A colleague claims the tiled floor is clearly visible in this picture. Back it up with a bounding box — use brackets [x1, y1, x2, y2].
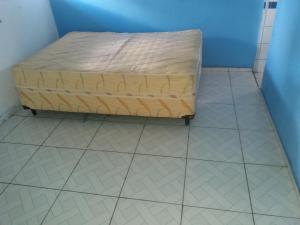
[0, 69, 300, 225]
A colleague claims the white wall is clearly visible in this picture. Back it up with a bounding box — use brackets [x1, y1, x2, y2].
[253, 0, 277, 86]
[0, 0, 58, 120]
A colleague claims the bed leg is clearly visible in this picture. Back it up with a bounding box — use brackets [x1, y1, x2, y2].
[184, 118, 190, 126]
[30, 109, 37, 116]
[22, 105, 37, 116]
[182, 115, 194, 126]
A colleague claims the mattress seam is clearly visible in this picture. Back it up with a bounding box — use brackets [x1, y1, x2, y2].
[17, 88, 195, 100]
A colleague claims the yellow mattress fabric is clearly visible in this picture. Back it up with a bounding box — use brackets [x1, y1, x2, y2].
[12, 30, 202, 118]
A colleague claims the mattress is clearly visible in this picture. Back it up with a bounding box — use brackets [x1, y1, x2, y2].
[12, 30, 202, 118]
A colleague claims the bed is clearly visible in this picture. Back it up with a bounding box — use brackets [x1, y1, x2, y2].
[12, 30, 202, 124]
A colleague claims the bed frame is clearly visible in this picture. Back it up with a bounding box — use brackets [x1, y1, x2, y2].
[13, 30, 202, 126]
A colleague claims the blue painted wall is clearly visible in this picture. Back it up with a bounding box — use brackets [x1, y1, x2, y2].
[50, 0, 263, 67]
[262, 0, 300, 188]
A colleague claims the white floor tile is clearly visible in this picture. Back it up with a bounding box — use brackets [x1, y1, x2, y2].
[89, 122, 143, 153]
[256, 78, 263, 87]
[111, 198, 181, 225]
[240, 130, 285, 166]
[43, 191, 117, 225]
[0, 185, 59, 225]
[3, 67, 300, 224]
[105, 115, 146, 123]
[232, 86, 265, 106]
[14, 147, 82, 189]
[192, 103, 237, 129]
[198, 84, 233, 104]
[4, 117, 61, 145]
[0, 116, 25, 140]
[254, 214, 300, 225]
[0, 143, 38, 182]
[246, 165, 300, 218]
[189, 127, 243, 163]
[0, 183, 7, 193]
[184, 159, 251, 212]
[146, 117, 185, 126]
[137, 124, 188, 157]
[182, 206, 254, 225]
[201, 71, 230, 87]
[44, 119, 101, 149]
[65, 151, 132, 196]
[228, 68, 252, 72]
[235, 104, 273, 130]
[230, 71, 257, 87]
[122, 155, 185, 204]
[202, 68, 229, 73]
[14, 108, 32, 117]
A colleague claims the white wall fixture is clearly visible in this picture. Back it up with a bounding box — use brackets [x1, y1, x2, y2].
[0, 0, 58, 123]
[254, 0, 278, 86]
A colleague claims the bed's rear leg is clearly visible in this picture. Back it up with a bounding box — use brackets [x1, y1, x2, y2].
[22, 105, 37, 116]
[22, 105, 30, 110]
[182, 115, 194, 126]
[31, 109, 37, 116]
[185, 118, 190, 126]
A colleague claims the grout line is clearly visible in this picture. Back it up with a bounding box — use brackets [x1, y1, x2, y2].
[229, 71, 256, 225]
[0, 182, 9, 196]
[189, 125, 238, 130]
[259, 87, 300, 194]
[39, 119, 104, 225]
[186, 157, 287, 167]
[0, 181, 10, 185]
[180, 123, 190, 225]
[61, 188, 117, 199]
[196, 100, 234, 106]
[251, 69, 261, 88]
[0, 140, 289, 168]
[7, 182, 61, 191]
[253, 212, 300, 220]
[119, 195, 181, 207]
[5, 90, 299, 220]
[0, 116, 27, 141]
[0, 118, 64, 196]
[183, 204, 252, 215]
[61, 188, 181, 207]
[39, 149, 86, 225]
[256, 67, 300, 194]
[259, 3, 268, 50]
[86, 120, 105, 149]
[238, 133, 257, 225]
[108, 120, 147, 225]
[2, 180, 300, 220]
[36, 119, 64, 146]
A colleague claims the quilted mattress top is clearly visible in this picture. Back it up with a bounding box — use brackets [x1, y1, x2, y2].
[14, 30, 202, 77]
